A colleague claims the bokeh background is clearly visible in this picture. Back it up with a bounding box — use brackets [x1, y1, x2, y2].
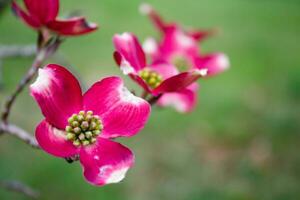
[1, 0, 300, 199]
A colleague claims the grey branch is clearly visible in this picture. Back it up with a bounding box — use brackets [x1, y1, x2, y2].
[0, 45, 36, 58]
[0, 122, 40, 148]
[0, 180, 40, 199]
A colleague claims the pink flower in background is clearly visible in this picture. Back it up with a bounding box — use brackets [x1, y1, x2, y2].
[113, 32, 207, 96]
[30, 64, 150, 186]
[12, 0, 97, 36]
[138, 3, 230, 112]
[140, 3, 229, 77]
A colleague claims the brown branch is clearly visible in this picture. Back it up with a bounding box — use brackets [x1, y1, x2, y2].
[0, 180, 40, 199]
[0, 122, 40, 148]
[0, 45, 36, 58]
[1, 50, 46, 123]
[1, 38, 62, 124]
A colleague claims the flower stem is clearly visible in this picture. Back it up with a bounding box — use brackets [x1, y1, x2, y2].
[147, 94, 162, 105]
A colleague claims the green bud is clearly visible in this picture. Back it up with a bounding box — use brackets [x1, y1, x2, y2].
[73, 140, 80, 147]
[86, 115, 93, 121]
[68, 117, 74, 123]
[93, 130, 101, 135]
[78, 133, 85, 141]
[73, 127, 81, 134]
[81, 121, 89, 130]
[87, 111, 93, 115]
[82, 140, 90, 146]
[79, 111, 85, 116]
[91, 138, 97, 143]
[90, 122, 97, 130]
[77, 115, 84, 122]
[66, 133, 75, 140]
[72, 121, 79, 127]
[65, 126, 72, 132]
[85, 131, 93, 139]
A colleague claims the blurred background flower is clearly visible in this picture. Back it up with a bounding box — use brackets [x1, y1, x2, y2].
[0, 0, 299, 199]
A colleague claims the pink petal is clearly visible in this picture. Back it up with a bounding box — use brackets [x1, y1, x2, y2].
[12, 2, 41, 28]
[139, 3, 168, 33]
[150, 62, 178, 80]
[187, 29, 216, 41]
[36, 120, 78, 158]
[24, 0, 59, 23]
[196, 53, 230, 76]
[30, 64, 83, 130]
[152, 69, 206, 95]
[47, 17, 98, 36]
[128, 73, 153, 93]
[113, 33, 146, 71]
[151, 29, 199, 69]
[158, 83, 199, 113]
[80, 138, 134, 186]
[83, 76, 151, 138]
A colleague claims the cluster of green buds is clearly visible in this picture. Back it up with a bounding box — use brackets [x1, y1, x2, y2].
[65, 110, 103, 147]
[172, 55, 190, 72]
[139, 68, 163, 88]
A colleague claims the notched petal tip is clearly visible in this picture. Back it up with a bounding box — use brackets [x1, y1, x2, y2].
[139, 3, 153, 15]
[80, 138, 134, 186]
[30, 68, 52, 93]
[47, 17, 98, 36]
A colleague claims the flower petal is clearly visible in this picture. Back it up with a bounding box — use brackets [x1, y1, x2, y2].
[47, 17, 98, 36]
[150, 62, 178, 80]
[139, 3, 168, 33]
[113, 33, 146, 71]
[24, 0, 59, 23]
[12, 2, 41, 28]
[196, 53, 230, 76]
[83, 76, 151, 138]
[158, 83, 199, 113]
[30, 64, 83, 129]
[152, 69, 206, 95]
[187, 29, 216, 41]
[36, 120, 78, 158]
[80, 138, 134, 186]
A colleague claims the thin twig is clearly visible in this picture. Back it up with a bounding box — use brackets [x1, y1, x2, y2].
[1, 38, 62, 124]
[0, 122, 40, 148]
[1, 50, 46, 123]
[0, 180, 40, 199]
[0, 45, 36, 58]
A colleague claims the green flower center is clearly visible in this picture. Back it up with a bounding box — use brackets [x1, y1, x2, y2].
[172, 55, 190, 72]
[139, 69, 163, 88]
[65, 110, 103, 147]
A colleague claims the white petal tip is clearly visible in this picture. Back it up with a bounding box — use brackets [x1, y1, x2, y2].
[30, 68, 52, 92]
[218, 54, 230, 70]
[120, 59, 135, 75]
[196, 68, 208, 76]
[106, 167, 129, 184]
[139, 3, 152, 15]
[142, 37, 158, 54]
[119, 86, 145, 104]
[117, 32, 132, 41]
[99, 165, 130, 184]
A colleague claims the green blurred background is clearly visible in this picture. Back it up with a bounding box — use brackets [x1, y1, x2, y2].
[1, 0, 300, 199]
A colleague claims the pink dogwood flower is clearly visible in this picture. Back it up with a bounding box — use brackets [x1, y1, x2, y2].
[140, 3, 230, 112]
[30, 64, 150, 186]
[140, 3, 229, 76]
[12, 0, 97, 36]
[113, 32, 207, 96]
